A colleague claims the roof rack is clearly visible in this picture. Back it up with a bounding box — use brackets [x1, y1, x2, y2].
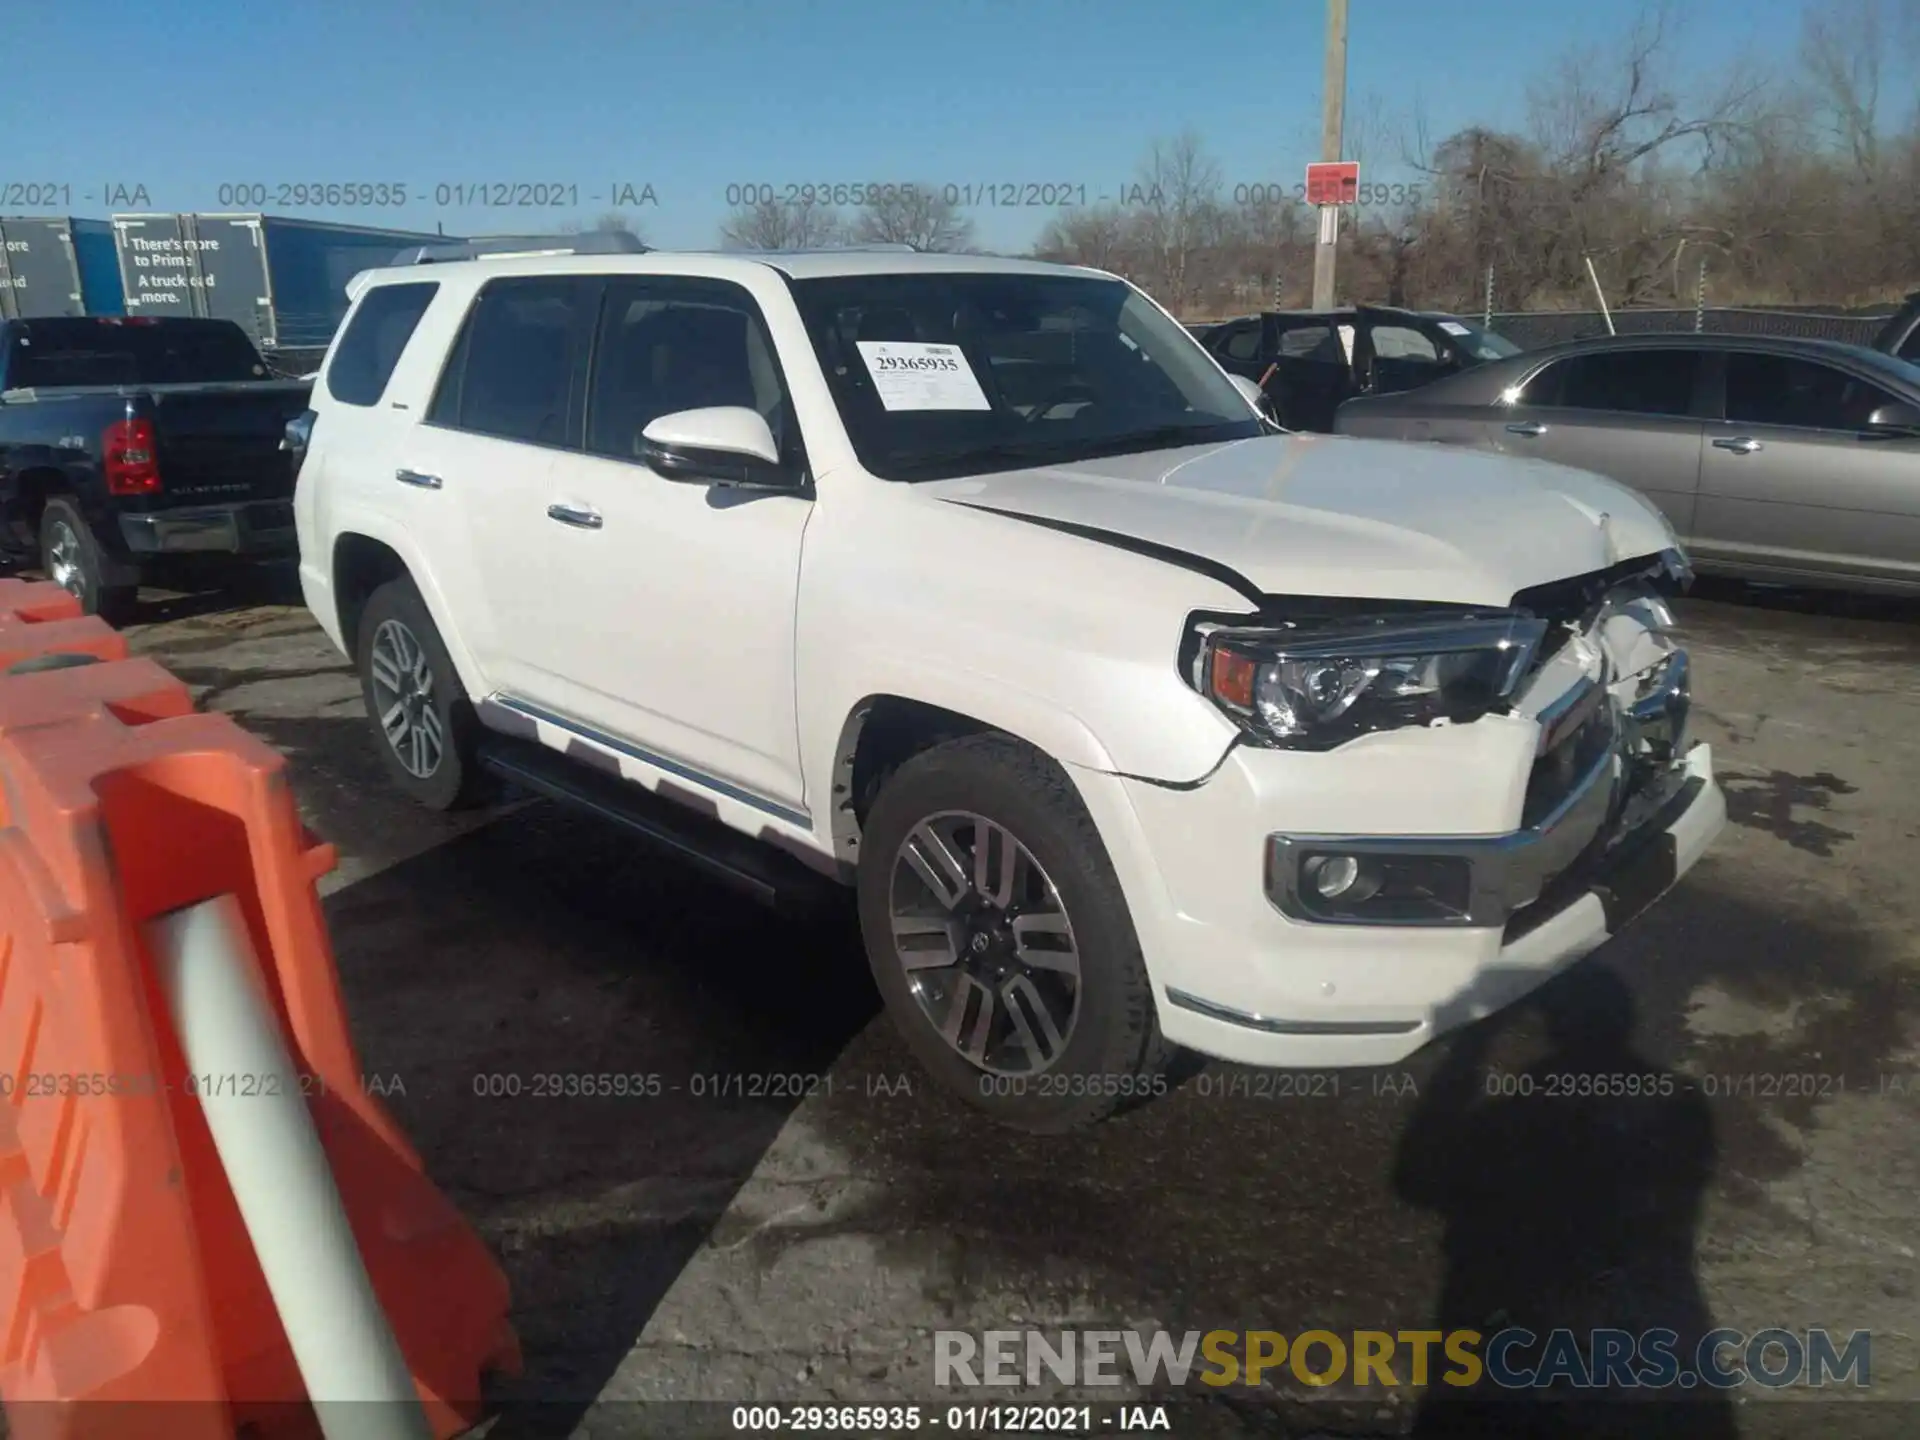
[390, 231, 651, 265]
[733, 243, 925, 255]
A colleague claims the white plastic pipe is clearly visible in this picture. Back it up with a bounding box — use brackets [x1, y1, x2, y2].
[148, 895, 432, 1440]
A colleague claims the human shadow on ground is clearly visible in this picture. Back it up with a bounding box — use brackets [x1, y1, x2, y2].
[1392, 963, 1737, 1439]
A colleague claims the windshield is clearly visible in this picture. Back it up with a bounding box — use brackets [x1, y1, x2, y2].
[1437, 320, 1524, 362]
[787, 271, 1263, 481]
[6, 319, 268, 388]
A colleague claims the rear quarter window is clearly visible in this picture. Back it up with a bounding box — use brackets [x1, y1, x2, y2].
[326, 282, 439, 407]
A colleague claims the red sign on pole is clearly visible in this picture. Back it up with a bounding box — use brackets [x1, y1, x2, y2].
[1305, 161, 1360, 206]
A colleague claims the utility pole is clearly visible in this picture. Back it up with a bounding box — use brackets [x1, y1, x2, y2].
[1311, 0, 1349, 309]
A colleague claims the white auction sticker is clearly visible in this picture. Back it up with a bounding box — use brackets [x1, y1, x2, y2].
[856, 341, 991, 411]
[1438, 320, 1472, 335]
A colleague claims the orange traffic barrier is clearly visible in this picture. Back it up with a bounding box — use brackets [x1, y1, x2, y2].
[0, 579, 518, 1439]
[0, 582, 127, 674]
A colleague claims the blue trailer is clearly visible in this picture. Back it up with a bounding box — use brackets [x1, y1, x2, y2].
[0, 216, 126, 318]
[112, 213, 450, 350]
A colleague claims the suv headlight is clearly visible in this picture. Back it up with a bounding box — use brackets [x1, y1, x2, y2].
[1189, 613, 1549, 750]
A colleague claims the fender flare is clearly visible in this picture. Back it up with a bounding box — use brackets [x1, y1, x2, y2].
[325, 512, 487, 703]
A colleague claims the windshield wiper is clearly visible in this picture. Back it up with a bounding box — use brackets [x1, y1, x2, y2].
[889, 423, 1253, 480]
[889, 439, 1087, 477]
[1065, 422, 1248, 459]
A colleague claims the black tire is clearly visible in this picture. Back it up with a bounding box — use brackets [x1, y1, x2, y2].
[39, 499, 136, 623]
[856, 733, 1178, 1132]
[355, 578, 492, 811]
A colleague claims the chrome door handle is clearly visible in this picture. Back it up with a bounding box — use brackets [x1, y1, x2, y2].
[1712, 436, 1762, 454]
[547, 502, 603, 530]
[1505, 421, 1547, 436]
[394, 468, 443, 489]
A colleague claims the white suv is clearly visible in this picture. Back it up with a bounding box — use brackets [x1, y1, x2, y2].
[292, 243, 1725, 1131]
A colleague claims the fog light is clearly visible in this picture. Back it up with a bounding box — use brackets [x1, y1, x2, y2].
[1273, 841, 1478, 925]
[1305, 853, 1382, 902]
[1308, 854, 1359, 897]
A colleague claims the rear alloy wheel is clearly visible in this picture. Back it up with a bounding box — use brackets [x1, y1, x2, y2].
[858, 734, 1178, 1132]
[355, 579, 491, 810]
[39, 499, 136, 623]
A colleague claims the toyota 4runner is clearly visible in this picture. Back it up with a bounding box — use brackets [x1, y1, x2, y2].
[292, 245, 1726, 1131]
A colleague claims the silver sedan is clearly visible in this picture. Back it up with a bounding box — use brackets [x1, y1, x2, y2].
[1333, 333, 1920, 594]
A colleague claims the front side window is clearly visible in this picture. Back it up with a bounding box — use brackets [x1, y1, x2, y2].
[1370, 325, 1439, 361]
[429, 277, 591, 446]
[788, 271, 1261, 481]
[1275, 323, 1344, 363]
[584, 278, 795, 463]
[1521, 350, 1697, 416]
[1724, 352, 1896, 431]
[327, 282, 438, 407]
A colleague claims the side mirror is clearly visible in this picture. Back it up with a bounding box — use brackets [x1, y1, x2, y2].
[1864, 400, 1920, 433]
[1227, 373, 1282, 427]
[639, 406, 797, 489]
[281, 409, 315, 477]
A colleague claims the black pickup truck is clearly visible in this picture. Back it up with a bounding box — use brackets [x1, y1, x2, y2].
[0, 316, 314, 620]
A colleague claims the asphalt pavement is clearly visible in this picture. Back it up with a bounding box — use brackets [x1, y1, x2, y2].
[113, 564, 1920, 1439]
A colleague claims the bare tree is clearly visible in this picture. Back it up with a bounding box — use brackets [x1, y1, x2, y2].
[587, 210, 646, 242]
[1132, 130, 1222, 311]
[851, 186, 975, 252]
[1033, 204, 1133, 271]
[719, 198, 844, 250]
[1013, 0, 1917, 315]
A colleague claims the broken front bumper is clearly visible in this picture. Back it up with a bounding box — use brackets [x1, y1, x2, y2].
[1068, 612, 1723, 1068]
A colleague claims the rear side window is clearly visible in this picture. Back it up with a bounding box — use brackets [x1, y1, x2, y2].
[1221, 324, 1262, 362]
[428, 277, 592, 446]
[1523, 350, 1697, 416]
[326, 283, 438, 407]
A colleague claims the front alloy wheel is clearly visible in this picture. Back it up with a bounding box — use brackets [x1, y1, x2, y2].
[890, 811, 1082, 1076]
[367, 617, 445, 779]
[857, 734, 1179, 1132]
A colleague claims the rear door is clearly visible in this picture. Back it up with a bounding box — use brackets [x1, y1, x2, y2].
[1490, 347, 1706, 538]
[391, 274, 596, 702]
[1695, 349, 1920, 585]
[188, 217, 277, 351]
[1266, 317, 1354, 431]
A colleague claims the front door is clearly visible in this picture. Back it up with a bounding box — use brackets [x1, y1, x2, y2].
[529, 274, 815, 813]
[1696, 349, 1920, 585]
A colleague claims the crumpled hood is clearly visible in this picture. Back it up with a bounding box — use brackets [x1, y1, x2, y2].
[919, 432, 1677, 607]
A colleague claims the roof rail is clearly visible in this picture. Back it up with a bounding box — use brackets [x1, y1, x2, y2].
[736, 243, 924, 255]
[390, 231, 651, 265]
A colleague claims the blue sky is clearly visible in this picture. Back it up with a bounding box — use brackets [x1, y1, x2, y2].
[1, 0, 1846, 252]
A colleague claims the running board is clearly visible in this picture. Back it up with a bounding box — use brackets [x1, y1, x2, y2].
[473, 731, 837, 913]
